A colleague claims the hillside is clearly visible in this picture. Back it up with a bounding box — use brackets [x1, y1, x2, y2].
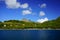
[0, 17, 60, 29]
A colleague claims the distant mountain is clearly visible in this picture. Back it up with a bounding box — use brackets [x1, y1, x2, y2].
[21, 18, 31, 22]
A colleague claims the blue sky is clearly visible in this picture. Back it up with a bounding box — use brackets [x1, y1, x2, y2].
[0, 0, 60, 23]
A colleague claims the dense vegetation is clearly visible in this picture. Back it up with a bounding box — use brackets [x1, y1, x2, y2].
[0, 17, 60, 29]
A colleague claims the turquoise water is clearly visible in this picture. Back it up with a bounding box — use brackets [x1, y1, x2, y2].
[0, 30, 60, 40]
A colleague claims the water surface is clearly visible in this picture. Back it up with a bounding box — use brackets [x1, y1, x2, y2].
[0, 30, 60, 40]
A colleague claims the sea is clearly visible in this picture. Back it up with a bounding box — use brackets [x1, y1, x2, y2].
[0, 30, 60, 40]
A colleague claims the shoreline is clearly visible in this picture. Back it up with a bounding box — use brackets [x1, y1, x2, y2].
[0, 29, 60, 30]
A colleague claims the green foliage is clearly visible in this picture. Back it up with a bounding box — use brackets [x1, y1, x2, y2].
[0, 17, 60, 29]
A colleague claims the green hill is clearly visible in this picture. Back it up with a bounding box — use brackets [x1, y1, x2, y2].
[0, 17, 60, 29]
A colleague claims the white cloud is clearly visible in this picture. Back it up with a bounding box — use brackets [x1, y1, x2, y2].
[39, 11, 45, 16]
[40, 3, 46, 8]
[20, 3, 29, 8]
[5, 0, 20, 9]
[22, 10, 32, 15]
[37, 17, 48, 23]
[5, 0, 29, 9]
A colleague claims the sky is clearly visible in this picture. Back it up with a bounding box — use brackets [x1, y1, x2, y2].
[0, 0, 60, 23]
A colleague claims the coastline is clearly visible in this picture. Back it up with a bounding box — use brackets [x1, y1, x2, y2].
[0, 28, 60, 30]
